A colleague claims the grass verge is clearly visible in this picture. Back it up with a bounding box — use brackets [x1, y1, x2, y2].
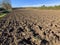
[0, 13, 6, 18]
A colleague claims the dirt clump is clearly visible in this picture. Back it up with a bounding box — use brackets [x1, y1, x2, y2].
[0, 9, 60, 45]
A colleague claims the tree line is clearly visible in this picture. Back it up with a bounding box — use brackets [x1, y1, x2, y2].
[33, 5, 60, 10]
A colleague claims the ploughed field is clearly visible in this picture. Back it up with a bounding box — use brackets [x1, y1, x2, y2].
[0, 9, 60, 45]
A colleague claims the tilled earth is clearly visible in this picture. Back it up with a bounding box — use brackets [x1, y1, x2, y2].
[0, 9, 60, 45]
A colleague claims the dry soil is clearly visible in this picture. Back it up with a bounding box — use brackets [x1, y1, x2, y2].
[0, 9, 60, 45]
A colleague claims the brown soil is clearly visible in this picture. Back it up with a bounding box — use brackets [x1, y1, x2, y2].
[0, 9, 60, 45]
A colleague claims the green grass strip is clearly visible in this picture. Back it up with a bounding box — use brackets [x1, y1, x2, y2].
[0, 14, 6, 18]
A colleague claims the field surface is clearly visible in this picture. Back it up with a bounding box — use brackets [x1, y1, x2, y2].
[0, 9, 60, 45]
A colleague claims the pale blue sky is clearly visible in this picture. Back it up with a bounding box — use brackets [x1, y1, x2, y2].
[0, 0, 60, 7]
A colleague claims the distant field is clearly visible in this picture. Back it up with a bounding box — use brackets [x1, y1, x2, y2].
[13, 5, 60, 10]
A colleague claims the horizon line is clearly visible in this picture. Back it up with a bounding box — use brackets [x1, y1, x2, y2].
[12, 4, 60, 8]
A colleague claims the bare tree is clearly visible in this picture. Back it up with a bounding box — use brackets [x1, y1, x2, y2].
[0, 0, 3, 8]
[2, 0, 12, 11]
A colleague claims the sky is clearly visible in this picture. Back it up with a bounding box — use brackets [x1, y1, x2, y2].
[0, 0, 60, 7]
